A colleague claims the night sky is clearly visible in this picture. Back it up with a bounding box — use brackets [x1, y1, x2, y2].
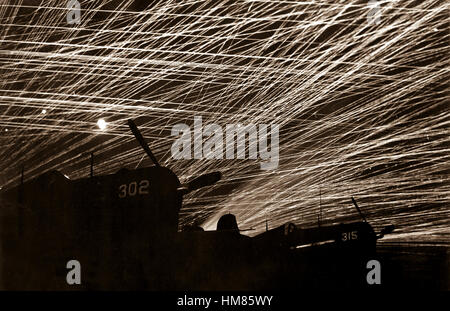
[0, 0, 448, 242]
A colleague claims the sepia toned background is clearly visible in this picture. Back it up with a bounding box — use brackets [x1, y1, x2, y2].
[0, 0, 448, 244]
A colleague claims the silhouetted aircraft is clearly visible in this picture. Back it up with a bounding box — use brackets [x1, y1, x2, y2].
[0, 120, 394, 290]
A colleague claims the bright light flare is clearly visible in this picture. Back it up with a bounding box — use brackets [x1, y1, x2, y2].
[97, 119, 107, 131]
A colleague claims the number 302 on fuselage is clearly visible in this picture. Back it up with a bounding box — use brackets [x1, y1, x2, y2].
[118, 180, 150, 198]
[109, 165, 181, 204]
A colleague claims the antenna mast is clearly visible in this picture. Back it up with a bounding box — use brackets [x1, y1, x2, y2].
[90, 152, 94, 178]
[18, 166, 24, 204]
[318, 185, 322, 227]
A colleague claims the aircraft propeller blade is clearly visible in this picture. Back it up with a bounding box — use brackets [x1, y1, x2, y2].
[128, 119, 160, 167]
[177, 171, 221, 195]
[351, 196, 367, 223]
